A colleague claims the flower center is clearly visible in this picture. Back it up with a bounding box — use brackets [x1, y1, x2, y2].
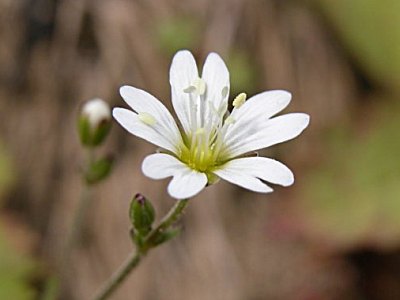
[178, 80, 247, 172]
[180, 127, 216, 172]
[137, 76, 247, 174]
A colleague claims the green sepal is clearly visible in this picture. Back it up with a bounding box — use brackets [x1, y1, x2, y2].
[78, 117, 111, 147]
[129, 194, 156, 237]
[85, 156, 114, 184]
[78, 117, 91, 146]
[91, 121, 111, 146]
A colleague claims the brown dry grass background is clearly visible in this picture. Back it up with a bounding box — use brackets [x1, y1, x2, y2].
[0, 0, 367, 299]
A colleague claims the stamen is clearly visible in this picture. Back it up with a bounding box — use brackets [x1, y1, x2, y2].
[225, 116, 236, 125]
[179, 80, 234, 172]
[188, 93, 197, 133]
[193, 77, 206, 95]
[183, 86, 196, 93]
[218, 101, 228, 118]
[233, 92, 247, 108]
[184, 77, 207, 95]
[138, 112, 156, 125]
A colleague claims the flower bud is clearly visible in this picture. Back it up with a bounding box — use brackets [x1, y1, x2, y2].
[78, 98, 111, 147]
[129, 194, 155, 237]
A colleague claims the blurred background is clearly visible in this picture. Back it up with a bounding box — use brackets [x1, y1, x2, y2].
[0, 0, 400, 299]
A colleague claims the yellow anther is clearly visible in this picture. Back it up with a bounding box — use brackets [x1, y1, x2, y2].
[138, 112, 156, 125]
[233, 92, 247, 108]
[225, 116, 236, 125]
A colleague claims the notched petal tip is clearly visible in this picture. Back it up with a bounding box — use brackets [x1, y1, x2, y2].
[112, 107, 119, 120]
[141, 153, 183, 180]
[141, 156, 160, 180]
[119, 85, 138, 107]
[112, 107, 134, 120]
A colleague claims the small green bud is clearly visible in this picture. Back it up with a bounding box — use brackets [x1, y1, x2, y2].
[129, 194, 155, 237]
[78, 98, 111, 147]
[85, 155, 114, 184]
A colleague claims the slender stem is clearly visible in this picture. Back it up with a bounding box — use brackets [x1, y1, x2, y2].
[144, 199, 189, 248]
[64, 185, 92, 255]
[92, 252, 142, 300]
[92, 199, 189, 300]
[64, 148, 95, 260]
[40, 149, 95, 300]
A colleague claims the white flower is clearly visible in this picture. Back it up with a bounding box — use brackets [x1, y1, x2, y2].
[113, 50, 310, 199]
[82, 98, 111, 129]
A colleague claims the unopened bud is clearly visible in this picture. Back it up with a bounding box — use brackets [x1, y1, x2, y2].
[78, 98, 111, 147]
[130, 193, 155, 237]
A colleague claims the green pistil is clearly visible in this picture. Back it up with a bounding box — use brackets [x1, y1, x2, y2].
[179, 132, 222, 173]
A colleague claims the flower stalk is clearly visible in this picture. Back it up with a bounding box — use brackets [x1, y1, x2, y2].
[92, 199, 189, 300]
[66, 148, 95, 255]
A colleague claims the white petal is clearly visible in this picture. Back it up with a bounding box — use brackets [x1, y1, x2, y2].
[169, 50, 199, 135]
[217, 157, 294, 187]
[142, 153, 188, 179]
[222, 113, 310, 158]
[113, 108, 179, 153]
[119, 86, 182, 151]
[168, 168, 207, 199]
[201, 52, 230, 113]
[222, 91, 293, 157]
[213, 166, 273, 193]
[226, 90, 291, 140]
